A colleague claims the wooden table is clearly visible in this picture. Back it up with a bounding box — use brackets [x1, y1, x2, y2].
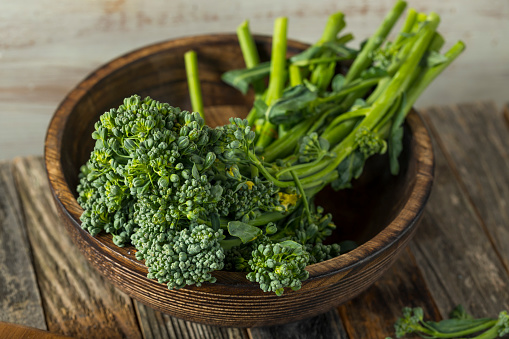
[1, 102, 508, 338]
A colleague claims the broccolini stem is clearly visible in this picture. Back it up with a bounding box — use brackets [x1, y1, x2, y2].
[318, 77, 382, 106]
[403, 41, 465, 113]
[276, 152, 328, 179]
[310, 12, 345, 90]
[184, 50, 205, 120]
[392, 8, 417, 47]
[247, 211, 288, 226]
[318, 12, 345, 44]
[289, 64, 303, 87]
[470, 323, 503, 339]
[256, 17, 288, 148]
[322, 108, 369, 137]
[291, 171, 312, 223]
[320, 119, 357, 147]
[262, 116, 315, 163]
[237, 20, 261, 68]
[344, 0, 407, 85]
[238, 20, 267, 127]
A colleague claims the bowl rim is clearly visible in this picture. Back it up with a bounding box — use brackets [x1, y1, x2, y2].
[44, 33, 434, 288]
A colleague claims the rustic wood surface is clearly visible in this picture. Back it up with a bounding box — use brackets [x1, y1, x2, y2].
[12, 158, 142, 339]
[1, 101, 508, 338]
[0, 162, 46, 329]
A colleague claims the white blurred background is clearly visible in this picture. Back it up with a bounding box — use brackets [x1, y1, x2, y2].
[0, 0, 507, 160]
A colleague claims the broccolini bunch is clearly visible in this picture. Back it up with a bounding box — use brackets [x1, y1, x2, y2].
[77, 95, 339, 293]
[77, 0, 464, 295]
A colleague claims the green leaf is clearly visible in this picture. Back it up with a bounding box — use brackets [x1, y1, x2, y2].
[278, 240, 305, 255]
[227, 221, 262, 243]
[221, 61, 271, 94]
[389, 93, 407, 175]
[331, 150, 366, 190]
[331, 74, 345, 92]
[289, 45, 325, 63]
[426, 50, 449, 67]
[219, 237, 242, 250]
[389, 127, 404, 175]
[361, 66, 389, 80]
[266, 84, 318, 125]
[322, 40, 358, 58]
[203, 152, 216, 170]
[210, 213, 220, 231]
[192, 163, 200, 180]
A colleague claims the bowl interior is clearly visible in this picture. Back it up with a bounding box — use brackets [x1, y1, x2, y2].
[50, 34, 428, 282]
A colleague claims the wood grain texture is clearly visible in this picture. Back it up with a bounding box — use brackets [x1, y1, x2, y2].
[408, 106, 509, 318]
[43, 35, 434, 327]
[135, 301, 248, 339]
[337, 247, 441, 338]
[0, 162, 46, 329]
[424, 102, 509, 274]
[11, 157, 142, 339]
[249, 309, 347, 339]
[0, 321, 72, 339]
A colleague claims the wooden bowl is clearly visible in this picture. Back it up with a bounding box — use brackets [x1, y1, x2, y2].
[44, 34, 434, 327]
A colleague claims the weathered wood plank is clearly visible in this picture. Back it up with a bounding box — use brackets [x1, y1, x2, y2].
[0, 161, 46, 329]
[249, 309, 347, 339]
[135, 301, 248, 339]
[425, 102, 509, 274]
[337, 248, 441, 339]
[11, 156, 142, 339]
[408, 105, 509, 318]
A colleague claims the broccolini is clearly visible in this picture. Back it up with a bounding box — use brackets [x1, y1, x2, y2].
[77, 1, 464, 295]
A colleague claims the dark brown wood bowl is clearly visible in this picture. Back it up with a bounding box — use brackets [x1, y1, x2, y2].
[44, 34, 434, 328]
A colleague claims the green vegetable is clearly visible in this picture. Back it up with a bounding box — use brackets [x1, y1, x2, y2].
[77, 1, 464, 295]
[392, 305, 509, 338]
[184, 50, 204, 119]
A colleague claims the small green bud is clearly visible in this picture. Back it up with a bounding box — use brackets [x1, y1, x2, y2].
[124, 138, 137, 151]
[178, 136, 190, 149]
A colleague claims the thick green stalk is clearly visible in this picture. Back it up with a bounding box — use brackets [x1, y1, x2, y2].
[310, 12, 346, 89]
[318, 12, 345, 44]
[392, 8, 417, 47]
[256, 17, 288, 148]
[237, 20, 268, 127]
[321, 109, 367, 139]
[344, 0, 407, 85]
[366, 9, 419, 105]
[404, 41, 465, 113]
[237, 20, 260, 68]
[318, 76, 382, 106]
[262, 118, 315, 163]
[184, 50, 205, 120]
[289, 64, 303, 87]
[291, 171, 311, 223]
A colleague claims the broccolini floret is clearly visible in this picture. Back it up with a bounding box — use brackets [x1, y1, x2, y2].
[132, 223, 225, 289]
[246, 239, 310, 296]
